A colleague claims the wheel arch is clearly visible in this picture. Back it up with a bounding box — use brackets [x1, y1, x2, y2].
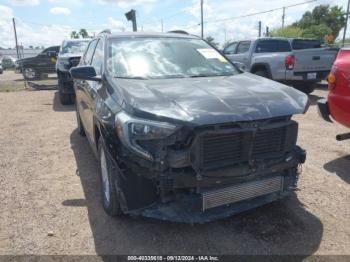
[250, 63, 272, 78]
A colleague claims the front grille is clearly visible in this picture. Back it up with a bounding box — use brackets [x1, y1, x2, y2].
[202, 133, 246, 165]
[202, 176, 283, 211]
[196, 123, 297, 171]
[253, 127, 286, 156]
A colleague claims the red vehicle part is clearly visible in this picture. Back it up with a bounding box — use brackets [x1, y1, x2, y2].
[328, 49, 350, 128]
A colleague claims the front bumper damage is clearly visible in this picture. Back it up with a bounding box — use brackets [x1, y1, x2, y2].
[105, 117, 306, 223]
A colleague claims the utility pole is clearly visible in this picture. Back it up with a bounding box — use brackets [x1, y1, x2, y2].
[161, 19, 164, 33]
[125, 9, 137, 32]
[200, 0, 204, 38]
[12, 18, 19, 60]
[282, 7, 285, 28]
[258, 21, 262, 37]
[343, 0, 350, 47]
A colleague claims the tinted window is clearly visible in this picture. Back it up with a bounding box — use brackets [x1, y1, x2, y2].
[277, 40, 291, 52]
[223, 43, 237, 54]
[107, 37, 239, 79]
[292, 39, 322, 50]
[91, 40, 104, 75]
[83, 40, 98, 65]
[236, 41, 251, 54]
[256, 40, 291, 53]
[42, 46, 59, 53]
[255, 40, 277, 53]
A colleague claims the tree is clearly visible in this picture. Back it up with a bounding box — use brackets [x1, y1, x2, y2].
[205, 36, 219, 48]
[271, 26, 304, 38]
[79, 29, 90, 39]
[70, 31, 79, 39]
[297, 5, 346, 39]
[302, 24, 332, 40]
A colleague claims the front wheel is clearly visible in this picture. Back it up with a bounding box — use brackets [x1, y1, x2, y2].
[99, 139, 122, 217]
[75, 103, 85, 136]
[59, 91, 74, 105]
[23, 67, 39, 80]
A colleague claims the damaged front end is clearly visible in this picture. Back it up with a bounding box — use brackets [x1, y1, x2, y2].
[103, 112, 306, 223]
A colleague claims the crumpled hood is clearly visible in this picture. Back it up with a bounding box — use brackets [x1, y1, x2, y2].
[111, 72, 309, 125]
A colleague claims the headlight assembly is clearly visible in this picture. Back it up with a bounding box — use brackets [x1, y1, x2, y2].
[115, 112, 177, 160]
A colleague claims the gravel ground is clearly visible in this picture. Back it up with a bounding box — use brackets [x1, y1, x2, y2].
[0, 79, 349, 256]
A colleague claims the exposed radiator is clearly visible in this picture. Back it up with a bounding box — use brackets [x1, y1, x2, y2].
[202, 176, 283, 211]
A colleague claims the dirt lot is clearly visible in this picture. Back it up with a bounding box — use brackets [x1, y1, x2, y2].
[0, 70, 349, 256]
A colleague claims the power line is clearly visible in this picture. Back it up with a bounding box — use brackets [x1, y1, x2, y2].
[184, 0, 316, 30]
[203, 0, 317, 25]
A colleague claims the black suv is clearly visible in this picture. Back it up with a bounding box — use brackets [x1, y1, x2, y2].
[70, 32, 309, 223]
[56, 39, 89, 105]
[15, 46, 60, 80]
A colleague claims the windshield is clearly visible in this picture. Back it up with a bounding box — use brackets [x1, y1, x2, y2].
[107, 37, 239, 79]
[61, 41, 89, 54]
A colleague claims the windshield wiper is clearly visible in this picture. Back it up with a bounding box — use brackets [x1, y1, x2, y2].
[188, 73, 233, 78]
[114, 76, 149, 80]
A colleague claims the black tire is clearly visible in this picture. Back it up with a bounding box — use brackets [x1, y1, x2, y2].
[23, 67, 39, 80]
[75, 104, 85, 136]
[254, 69, 269, 79]
[293, 82, 316, 94]
[59, 91, 74, 105]
[58, 74, 75, 105]
[98, 139, 122, 217]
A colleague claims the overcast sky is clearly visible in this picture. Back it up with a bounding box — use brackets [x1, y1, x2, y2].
[0, 0, 348, 48]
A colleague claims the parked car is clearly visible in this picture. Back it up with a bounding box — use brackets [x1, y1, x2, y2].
[56, 39, 90, 105]
[318, 47, 350, 141]
[15, 46, 60, 80]
[1, 56, 16, 69]
[222, 38, 339, 94]
[70, 32, 309, 223]
[0, 61, 3, 74]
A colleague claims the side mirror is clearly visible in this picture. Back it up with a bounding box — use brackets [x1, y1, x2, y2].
[70, 66, 101, 81]
[233, 62, 247, 72]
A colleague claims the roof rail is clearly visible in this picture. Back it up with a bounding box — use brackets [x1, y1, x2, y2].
[99, 29, 111, 35]
[167, 30, 189, 35]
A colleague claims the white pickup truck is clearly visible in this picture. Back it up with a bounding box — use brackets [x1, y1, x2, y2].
[223, 38, 339, 93]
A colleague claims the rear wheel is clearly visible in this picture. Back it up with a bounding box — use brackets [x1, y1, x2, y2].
[293, 82, 316, 94]
[98, 139, 122, 217]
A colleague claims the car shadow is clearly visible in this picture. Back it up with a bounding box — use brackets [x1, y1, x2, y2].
[308, 93, 324, 106]
[52, 91, 75, 112]
[67, 129, 323, 256]
[324, 155, 350, 184]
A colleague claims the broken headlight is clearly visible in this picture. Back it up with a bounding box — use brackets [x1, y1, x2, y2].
[115, 112, 177, 160]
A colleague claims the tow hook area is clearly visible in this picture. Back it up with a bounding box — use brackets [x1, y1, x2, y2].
[336, 133, 350, 141]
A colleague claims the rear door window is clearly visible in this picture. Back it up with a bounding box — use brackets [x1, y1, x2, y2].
[236, 41, 251, 54]
[255, 40, 277, 53]
[255, 40, 291, 53]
